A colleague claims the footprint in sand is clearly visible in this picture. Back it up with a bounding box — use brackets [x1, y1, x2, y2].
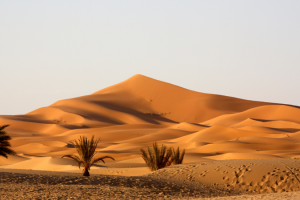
[249, 181, 257, 186]
[199, 170, 209, 177]
[200, 173, 206, 177]
[214, 167, 221, 171]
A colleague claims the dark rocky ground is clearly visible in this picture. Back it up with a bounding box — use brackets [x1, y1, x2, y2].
[0, 169, 242, 199]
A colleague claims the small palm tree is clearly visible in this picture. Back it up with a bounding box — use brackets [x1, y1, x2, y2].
[172, 147, 185, 165]
[62, 135, 114, 176]
[140, 142, 173, 171]
[0, 125, 16, 158]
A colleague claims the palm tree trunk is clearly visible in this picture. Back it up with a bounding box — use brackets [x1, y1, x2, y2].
[83, 167, 90, 176]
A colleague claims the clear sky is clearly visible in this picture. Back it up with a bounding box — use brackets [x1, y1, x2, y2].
[1, 1, 300, 115]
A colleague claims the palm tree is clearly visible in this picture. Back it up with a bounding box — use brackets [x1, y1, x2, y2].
[62, 135, 114, 176]
[0, 125, 16, 158]
[171, 147, 185, 165]
[140, 142, 173, 171]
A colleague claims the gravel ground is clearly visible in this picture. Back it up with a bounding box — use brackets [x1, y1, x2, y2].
[0, 170, 242, 199]
[200, 192, 300, 200]
[3, 169, 299, 200]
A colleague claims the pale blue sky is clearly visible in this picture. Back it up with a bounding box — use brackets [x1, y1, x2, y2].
[1, 1, 300, 115]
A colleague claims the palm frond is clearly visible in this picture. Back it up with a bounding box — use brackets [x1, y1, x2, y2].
[0, 125, 9, 132]
[61, 154, 83, 169]
[0, 147, 16, 158]
[0, 125, 16, 158]
[70, 135, 100, 165]
[0, 136, 12, 144]
[0, 151, 8, 158]
[91, 155, 115, 166]
[140, 148, 151, 167]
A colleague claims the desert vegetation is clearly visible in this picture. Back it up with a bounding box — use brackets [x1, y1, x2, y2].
[0, 125, 16, 159]
[171, 146, 186, 165]
[140, 142, 185, 171]
[62, 135, 114, 176]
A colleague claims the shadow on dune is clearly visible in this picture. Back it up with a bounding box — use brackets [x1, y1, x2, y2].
[88, 100, 177, 125]
[1, 115, 57, 124]
[250, 118, 274, 122]
[266, 127, 300, 133]
[52, 106, 124, 125]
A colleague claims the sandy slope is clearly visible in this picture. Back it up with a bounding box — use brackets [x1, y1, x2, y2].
[1, 74, 300, 198]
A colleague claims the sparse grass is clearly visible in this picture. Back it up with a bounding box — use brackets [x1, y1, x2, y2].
[172, 147, 185, 165]
[140, 142, 173, 171]
[140, 142, 186, 171]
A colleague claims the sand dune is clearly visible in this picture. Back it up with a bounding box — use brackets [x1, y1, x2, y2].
[1, 74, 300, 163]
[0, 154, 29, 165]
[1, 75, 299, 161]
[203, 105, 300, 127]
[148, 159, 300, 193]
[1, 74, 300, 198]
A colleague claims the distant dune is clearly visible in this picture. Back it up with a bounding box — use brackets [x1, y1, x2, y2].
[1, 74, 300, 196]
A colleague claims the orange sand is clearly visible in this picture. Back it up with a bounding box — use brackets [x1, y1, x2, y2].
[1, 74, 300, 194]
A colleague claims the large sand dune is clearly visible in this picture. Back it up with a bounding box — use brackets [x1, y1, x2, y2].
[1, 74, 300, 198]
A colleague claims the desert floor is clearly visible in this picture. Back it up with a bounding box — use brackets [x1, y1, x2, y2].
[0, 168, 238, 200]
[2, 159, 300, 199]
